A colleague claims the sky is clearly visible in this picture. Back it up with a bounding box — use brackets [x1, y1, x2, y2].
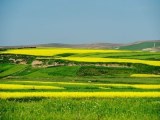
[0, 0, 160, 46]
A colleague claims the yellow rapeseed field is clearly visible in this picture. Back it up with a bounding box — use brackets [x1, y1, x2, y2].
[131, 74, 160, 77]
[2, 48, 159, 66]
[99, 84, 160, 89]
[11, 80, 87, 85]
[0, 92, 160, 99]
[1, 48, 131, 56]
[0, 84, 64, 89]
[58, 57, 160, 66]
[9, 81, 160, 89]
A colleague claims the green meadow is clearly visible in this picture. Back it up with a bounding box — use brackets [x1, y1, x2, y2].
[0, 48, 160, 120]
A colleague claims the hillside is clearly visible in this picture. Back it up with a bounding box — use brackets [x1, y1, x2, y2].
[119, 40, 160, 50]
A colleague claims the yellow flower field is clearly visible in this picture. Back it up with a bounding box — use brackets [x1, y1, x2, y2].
[0, 84, 64, 89]
[58, 57, 160, 66]
[99, 84, 160, 89]
[131, 74, 160, 77]
[0, 92, 160, 99]
[11, 80, 88, 85]
[2, 48, 159, 67]
[1, 48, 131, 56]
[9, 81, 160, 89]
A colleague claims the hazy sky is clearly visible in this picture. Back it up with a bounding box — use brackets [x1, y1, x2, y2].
[0, 0, 160, 46]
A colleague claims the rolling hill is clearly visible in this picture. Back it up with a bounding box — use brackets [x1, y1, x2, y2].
[0, 40, 160, 51]
[119, 40, 160, 50]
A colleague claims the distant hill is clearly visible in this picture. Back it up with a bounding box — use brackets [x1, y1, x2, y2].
[118, 40, 160, 50]
[37, 43, 123, 49]
[37, 40, 160, 50]
[0, 40, 160, 51]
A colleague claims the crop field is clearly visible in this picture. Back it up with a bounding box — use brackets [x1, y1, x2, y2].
[0, 48, 160, 120]
[58, 57, 160, 66]
[1, 48, 131, 56]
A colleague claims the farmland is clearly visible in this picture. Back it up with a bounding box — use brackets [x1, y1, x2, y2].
[0, 47, 160, 120]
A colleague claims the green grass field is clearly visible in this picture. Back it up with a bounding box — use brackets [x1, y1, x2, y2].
[1, 98, 160, 120]
[0, 48, 160, 120]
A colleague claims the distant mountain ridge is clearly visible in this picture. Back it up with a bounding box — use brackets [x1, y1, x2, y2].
[0, 40, 160, 51]
[37, 43, 123, 49]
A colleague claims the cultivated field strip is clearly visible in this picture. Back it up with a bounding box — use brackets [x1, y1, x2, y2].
[131, 74, 160, 77]
[58, 57, 160, 66]
[0, 92, 160, 99]
[1, 48, 131, 56]
[6, 81, 160, 89]
[0, 83, 64, 89]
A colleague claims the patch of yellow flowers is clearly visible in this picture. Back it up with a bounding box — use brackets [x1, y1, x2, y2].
[58, 57, 160, 66]
[8, 81, 160, 89]
[0, 92, 160, 99]
[131, 74, 160, 77]
[1, 48, 131, 56]
[0, 84, 64, 89]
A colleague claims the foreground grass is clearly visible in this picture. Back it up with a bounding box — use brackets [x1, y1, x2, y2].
[0, 98, 160, 120]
